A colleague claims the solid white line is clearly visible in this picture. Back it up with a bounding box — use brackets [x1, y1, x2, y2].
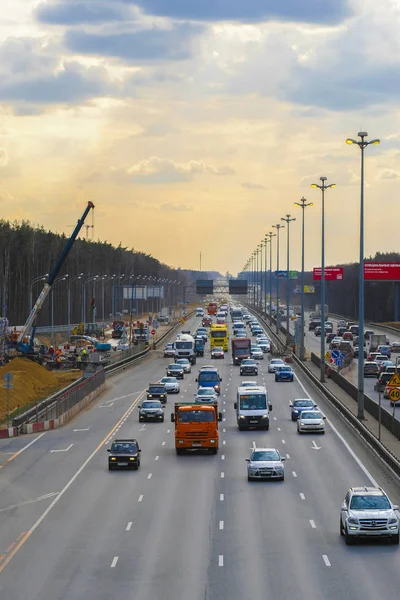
[286, 453, 291, 459]
[73, 428, 90, 432]
[218, 555, 224, 566]
[161, 441, 166, 446]
[147, 473, 152, 479]
[220, 494, 224, 501]
[219, 520, 224, 530]
[292, 471, 297, 478]
[300, 493, 305, 500]
[221, 472, 225, 478]
[155, 455, 159, 460]
[310, 519, 316, 528]
[322, 554, 331, 567]
[126, 522, 132, 531]
[138, 495, 143, 502]
[0, 492, 59, 513]
[8, 432, 46, 460]
[111, 556, 118, 568]
[294, 373, 379, 486]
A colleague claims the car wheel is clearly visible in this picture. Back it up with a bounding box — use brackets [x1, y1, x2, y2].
[133, 463, 139, 471]
[176, 448, 184, 455]
[391, 533, 399, 545]
[264, 423, 269, 430]
[210, 448, 218, 455]
[297, 427, 302, 434]
[247, 475, 253, 482]
[108, 464, 114, 471]
[344, 527, 354, 545]
[280, 475, 285, 481]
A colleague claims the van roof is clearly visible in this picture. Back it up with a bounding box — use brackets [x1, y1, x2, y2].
[238, 385, 267, 393]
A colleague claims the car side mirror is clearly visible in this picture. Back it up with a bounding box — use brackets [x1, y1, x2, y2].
[171, 414, 175, 422]
[107, 449, 111, 452]
[245, 458, 250, 462]
[341, 506, 347, 511]
[234, 402, 237, 409]
[138, 404, 141, 409]
[138, 449, 141, 452]
[269, 403, 273, 411]
[393, 504, 399, 511]
[322, 416, 326, 419]
[281, 457, 286, 461]
[220, 377, 222, 382]
[195, 378, 198, 382]
[218, 412, 223, 422]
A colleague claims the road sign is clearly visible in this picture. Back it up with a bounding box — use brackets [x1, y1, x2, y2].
[3, 383, 13, 389]
[331, 350, 340, 359]
[275, 270, 299, 279]
[3, 372, 13, 383]
[388, 388, 400, 403]
[325, 351, 331, 359]
[340, 353, 346, 360]
[304, 285, 315, 293]
[388, 372, 400, 387]
[151, 329, 156, 336]
[336, 359, 342, 367]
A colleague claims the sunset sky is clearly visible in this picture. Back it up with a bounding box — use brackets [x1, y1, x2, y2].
[1, 0, 400, 275]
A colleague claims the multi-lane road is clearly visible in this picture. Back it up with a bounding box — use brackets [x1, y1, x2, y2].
[0, 314, 400, 600]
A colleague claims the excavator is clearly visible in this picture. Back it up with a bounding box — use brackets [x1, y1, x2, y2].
[15, 201, 95, 356]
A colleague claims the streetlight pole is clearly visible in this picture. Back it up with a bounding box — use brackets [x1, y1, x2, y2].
[83, 275, 99, 328]
[51, 276, 68, 346]
[281, 214, 296, 343]
[272, 224, 284, 333]
[30, 274, 49, 310]
[346, 131, 380, 419]
[252, 252, 256, 306]
[311, 177, 336, 382]
[294, 197, 313, 360]
[264, 237, 268, 314]
[266, 232, 276, 325]
[68, 273, 84, 334]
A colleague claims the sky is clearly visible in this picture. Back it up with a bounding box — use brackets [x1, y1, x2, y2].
[1, 0, 400, 276]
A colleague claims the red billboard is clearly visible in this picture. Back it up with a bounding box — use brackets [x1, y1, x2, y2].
[313, 267, 344, 281]
[364, 262, 400, 281]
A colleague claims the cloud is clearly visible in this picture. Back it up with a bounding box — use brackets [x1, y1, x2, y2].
[35, 1, 131, 25]
[159, 202, 193, 212]
[377, 168, 400, 180]
[64, 23, 203, 62]
[241, 182, 267, 190]
[130, 0, 350, 24]
[111, 156, 235, 184]
[0, 148, 8, 166]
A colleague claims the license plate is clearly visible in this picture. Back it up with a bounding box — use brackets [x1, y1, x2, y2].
[117, 462, 126, 466]
[192, 443, 202, 447]
[250, 420, 258, 424]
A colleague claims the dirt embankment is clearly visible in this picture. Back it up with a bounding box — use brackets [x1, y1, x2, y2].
[0, 359, 80, 423]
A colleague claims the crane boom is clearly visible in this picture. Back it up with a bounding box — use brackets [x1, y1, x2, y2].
[17, 201, 95, 348]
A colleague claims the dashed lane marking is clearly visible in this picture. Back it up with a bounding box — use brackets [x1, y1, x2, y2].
[292, 471, 297, 478]
[310, 520, 316, 528]
[221, 472, 225, 478]
[322, 555, 331, 567]
[220, 494, 224, 501]
[138, 495, 143, 502]
[147, 473, 152, 479]
[126, 522, 132, 531]
[300, 493, 305, 500]
[111, 557, 119, 568]
[155, 456, 159, 460]
[218, 555, 224, 566]
[219, 521, 224, 530]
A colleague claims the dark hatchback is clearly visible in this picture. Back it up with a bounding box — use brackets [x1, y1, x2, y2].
[240, 359, 258, 376]
[166, 364, 184, 379]
[108, 439, 141, 471]
[147, 383, 168, 403]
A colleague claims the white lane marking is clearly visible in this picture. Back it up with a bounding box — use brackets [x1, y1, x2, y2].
[218, 555, 224, 567]
[222, 409, 226, 413]
[223, 401, 226, 405]
[73, 428, 90, 432]
[252, 441, 256, 449]
[138, 495, 143, 502]
[147, 473, 152, 479]
[292, 471, 297, 478]
[322, 555, 331, 567]
[99, 402, 114, 408]
[139, 425, 146, 432]
[0, 492, 59, 513]
[220, 494, 224, 501]
[219, 520, 224, 530]
[273, 417, 277, 421]
[311, 440, 321, 450]
[161, 441, 166, 446]
[300, 493, 305, 500]
[294, 373, 379, 487]
[222, 440, 226, 445]
[7, 433, 46, 460]
[50, 444, 73, 453]
[221, 472, 225, 478]
[167, 429, 171, 434]
[223, 418, 226, 422]
[277, 427, 281, 432]
[281, 439, 286, 444]
[126, 522, 132, 531]
[223, 428, 226, 433]
[111, 556, 118, 568]
[221, 455, 225, 460]
[310, 520, 316, 528]
[155, 456, 159, 461]
[286, 454, 291, 459]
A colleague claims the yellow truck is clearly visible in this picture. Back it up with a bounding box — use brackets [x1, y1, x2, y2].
[171, 402, 222, 454]
[209, 324, 229, 351]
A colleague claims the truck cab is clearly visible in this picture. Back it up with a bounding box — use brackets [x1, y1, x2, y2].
[234, 385, 272, 430]
[173, 334, 197, 365]
[171, 402, 222, 454]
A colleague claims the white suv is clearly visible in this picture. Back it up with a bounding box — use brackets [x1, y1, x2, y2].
[340, 487, 399, 545]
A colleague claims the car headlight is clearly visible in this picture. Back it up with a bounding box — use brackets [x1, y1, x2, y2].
[158, 409, 163, 414]
[388, 517, 398, 525]
[293, 409, 299, 414]
[261, 414, 269, 419]
[129, 457, 136, 461]
[148, 395, 153, 398]
[300, 422, 305, 426]
[210, 439, 215, 443]
[348, 517, 359, 525]
[239, 415, 246, 419]
[111, 457, 116, 461]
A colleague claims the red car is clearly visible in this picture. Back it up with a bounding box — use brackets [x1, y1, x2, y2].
[202, 317, 212, 327]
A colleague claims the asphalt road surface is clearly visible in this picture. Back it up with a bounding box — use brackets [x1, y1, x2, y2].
[0, 313, 400, 600]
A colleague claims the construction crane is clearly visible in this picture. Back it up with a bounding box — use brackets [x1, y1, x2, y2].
[17, 201, 95, 355]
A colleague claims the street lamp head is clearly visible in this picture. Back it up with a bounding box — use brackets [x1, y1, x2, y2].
[358, 131, 368, 138]
[328, 183, 337, 189]
[320, 176, 327, 182]
[309, 202, 314, 207]
[346, 138, 357, 145]
[310, 183, 319, 188]
[370, 139, 380, 145]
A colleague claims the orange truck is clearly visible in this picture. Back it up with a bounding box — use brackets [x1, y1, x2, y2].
[207, 302, 218, 315]
[171, 402, 222, 454]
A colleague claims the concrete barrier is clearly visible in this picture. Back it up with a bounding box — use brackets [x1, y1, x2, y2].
[0, 427, 17, 439]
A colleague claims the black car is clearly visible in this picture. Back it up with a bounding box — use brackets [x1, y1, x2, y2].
[107, 439, 141, 470]
[139, 400, 164, 422]
[166, 364, 184, 379]
[326, 333, 336, 344]
[147, 383, 168, 403]
[240, 359, 258, 376]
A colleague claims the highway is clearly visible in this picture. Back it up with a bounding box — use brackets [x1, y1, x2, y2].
[0, 313, 400, 599]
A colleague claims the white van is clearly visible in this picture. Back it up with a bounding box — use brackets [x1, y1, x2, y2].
[196, 307, 204, 317]
[234, 385, 272, 430]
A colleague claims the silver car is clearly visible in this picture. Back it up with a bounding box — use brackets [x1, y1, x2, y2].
[246, 448, 285, 481]
[160, 377, 180, 394]
[268, 358, 285, 373]
[194, 387, 218, 403]
[175, 358, 191, 373]
[251, 346, 264, 360]
[340, 487, 399, 545]
[297, 410, 326, 433]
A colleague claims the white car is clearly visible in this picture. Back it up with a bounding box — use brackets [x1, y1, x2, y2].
[246, 447, 285, 481]
[175, 358, 191, 373]
[258, 340, 271, 353]
[297, 410, 326, 433]
[194, 387, 218, 403]
[160, 377, 180, 394]
[268, 358, 285, 373]
[251, 346, 264, 360]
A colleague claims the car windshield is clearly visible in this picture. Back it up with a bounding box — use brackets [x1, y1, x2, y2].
[350, 495, 391, 510]
[197, 389, 215, 396]
[302, 412, 322, 419]
[175, 342, 193, 349]
[169, 365, 181, 370]
[198, 373, 220, 383]
[242, 360, 256, 365]
[148, 386, 165, 393]
[239, 394, 267, 410]
[293, 400, 314, 408]
[251, 450, 279, 461]
[111, 442, 137, 453]
[211, 330, 227, 338]
[178, 410, 215, 423]
[176, 360, 189, 365]
[276, 366, 292, 372]
[271, 360, 284, 365]
[161, 378, 176, 383]
[142, 402, 161, 409]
